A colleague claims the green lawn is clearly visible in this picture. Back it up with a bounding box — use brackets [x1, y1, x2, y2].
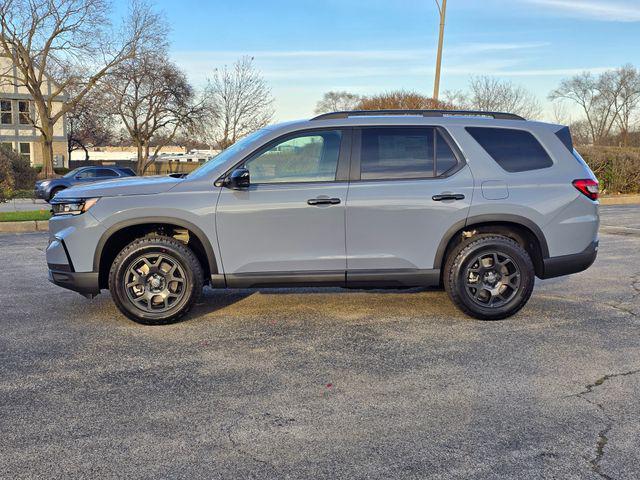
[0, 210, 51, 222]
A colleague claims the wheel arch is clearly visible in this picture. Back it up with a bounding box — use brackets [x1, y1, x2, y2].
[94, 217, 218, 289]
[435, 214, 549, 278]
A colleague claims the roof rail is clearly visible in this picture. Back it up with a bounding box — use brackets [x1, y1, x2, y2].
[311, 109, 525, 121]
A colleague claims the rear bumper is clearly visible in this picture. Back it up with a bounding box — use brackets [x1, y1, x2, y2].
[48, 267, 100, 297]
[540, 240, 598, 279]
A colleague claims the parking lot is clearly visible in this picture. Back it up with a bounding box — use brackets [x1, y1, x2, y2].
[0, 205, 638, 479]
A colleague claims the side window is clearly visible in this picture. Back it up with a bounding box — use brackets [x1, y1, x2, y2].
[359, 127, 458, 180]
[76, 169, 97, 179]
[244, 130, 341, 184]
[466, 127, 553, 173]
[96, 168, 118, 177]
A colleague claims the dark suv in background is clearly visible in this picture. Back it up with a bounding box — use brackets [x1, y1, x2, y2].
[35, 166, 136, 202]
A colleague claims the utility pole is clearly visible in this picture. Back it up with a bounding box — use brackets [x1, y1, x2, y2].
[433, 0, 447, 101]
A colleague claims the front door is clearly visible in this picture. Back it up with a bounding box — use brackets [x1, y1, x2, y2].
[345, 126, 474, 286]
[215, 129, 350, 287]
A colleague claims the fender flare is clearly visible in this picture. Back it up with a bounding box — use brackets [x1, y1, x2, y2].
[93, 216, 218, 274]
[433, 213, 550, 269]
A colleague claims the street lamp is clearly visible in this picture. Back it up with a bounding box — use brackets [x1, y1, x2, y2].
[433, 0, 447, 101]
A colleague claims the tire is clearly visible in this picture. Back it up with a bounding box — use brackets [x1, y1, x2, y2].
[108, 235, 203, 325]
[444, 234, 535, 320]
[48, 186, 65, 202]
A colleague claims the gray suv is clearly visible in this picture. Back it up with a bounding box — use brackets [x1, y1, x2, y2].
[46, 110, 599, 324]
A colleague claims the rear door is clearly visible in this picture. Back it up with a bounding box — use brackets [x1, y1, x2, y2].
[345, 126, 474, 285]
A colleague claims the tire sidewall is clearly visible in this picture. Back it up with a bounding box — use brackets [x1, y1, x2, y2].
[110, 242, 198, 324]
[450, 238, 534, 320]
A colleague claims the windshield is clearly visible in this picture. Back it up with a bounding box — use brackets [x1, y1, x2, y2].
[187, 128, 273, 179]
[63, 167, 85, 178]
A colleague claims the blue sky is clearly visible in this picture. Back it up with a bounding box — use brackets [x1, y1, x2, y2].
[118, 0, 640, 120]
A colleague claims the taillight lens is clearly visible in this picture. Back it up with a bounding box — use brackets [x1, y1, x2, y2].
[572, 179, 599, 201]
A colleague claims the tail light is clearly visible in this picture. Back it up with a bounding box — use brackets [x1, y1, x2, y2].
[572, 179, 599, 201]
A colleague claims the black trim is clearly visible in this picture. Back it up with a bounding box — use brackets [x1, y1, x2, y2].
[222, 269, 441, 289]
[48, 269, 100, 296]
[93, 217, 218, 275]
[47, 262, 72, 272]
[541, 241, 598, 279]
[347, 269, 440, 288]
[311, 110, 525, 121]
[226, 271, 345, 288]
[60, 238, 75, 272]
[433, 214, 551, 270]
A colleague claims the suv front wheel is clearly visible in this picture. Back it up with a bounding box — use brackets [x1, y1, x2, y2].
[108, 236, 203, 325]
[444, 235, 535, 320]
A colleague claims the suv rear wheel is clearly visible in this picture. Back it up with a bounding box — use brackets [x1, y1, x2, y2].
[108, 236, 203, 325]
[444, 234, 535, 320]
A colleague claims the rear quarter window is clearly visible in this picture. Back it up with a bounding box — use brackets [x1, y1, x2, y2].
[466, 127, 553, 173]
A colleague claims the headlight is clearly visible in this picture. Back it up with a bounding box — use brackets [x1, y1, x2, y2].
[39, 180, 51, 188]
[51, 198, 100, 216]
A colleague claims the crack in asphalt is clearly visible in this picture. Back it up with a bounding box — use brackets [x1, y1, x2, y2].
[224, 413, 279, 473]
[568, 369, 640, 480]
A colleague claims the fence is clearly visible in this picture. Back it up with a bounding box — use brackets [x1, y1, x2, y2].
[68, 160, 203, 176]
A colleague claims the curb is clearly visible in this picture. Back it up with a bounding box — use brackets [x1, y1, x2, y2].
[600, 195, 640, 205]
[0, 220, 48, 233]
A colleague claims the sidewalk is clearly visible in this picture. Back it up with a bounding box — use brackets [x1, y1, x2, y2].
[0, 198, 49, 212]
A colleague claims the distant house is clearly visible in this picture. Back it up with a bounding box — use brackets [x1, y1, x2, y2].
[0, 55, 68, 167]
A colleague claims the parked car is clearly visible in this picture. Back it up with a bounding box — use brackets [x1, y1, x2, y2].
[35, 166, 136, 202]
[46, 110, 599, 324]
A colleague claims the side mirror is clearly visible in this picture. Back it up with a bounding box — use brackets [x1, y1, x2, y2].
[226, 168, 250, 190]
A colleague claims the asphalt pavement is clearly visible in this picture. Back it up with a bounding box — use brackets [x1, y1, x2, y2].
[0, 205, 639, 479]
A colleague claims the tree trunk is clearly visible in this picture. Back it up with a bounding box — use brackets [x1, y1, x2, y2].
[136, 142, 145, 176]
[38, 127, 56, 179]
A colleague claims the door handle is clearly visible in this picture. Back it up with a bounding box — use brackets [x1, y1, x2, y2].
[307, 197, 341, 206]
[432, 193, 465, 201]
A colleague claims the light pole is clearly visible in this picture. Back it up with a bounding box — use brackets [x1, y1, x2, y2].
[433, 0, 447, 101]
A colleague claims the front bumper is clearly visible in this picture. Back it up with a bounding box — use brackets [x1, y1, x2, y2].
[48, 267, 100, 297]
[540, 240, 598, 279]
[34, 186, 50, 200]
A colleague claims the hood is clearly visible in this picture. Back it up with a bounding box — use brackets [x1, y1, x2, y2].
[56, 175, 183, 199]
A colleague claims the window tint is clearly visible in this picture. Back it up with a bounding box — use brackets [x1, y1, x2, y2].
[76, 169, 97, 178]
[244, 130, 341, 184]
[435, 131, 458, 175]
[96, 168, 118, 177]
[360, 127, 458, 180]
[466, 127, 553, 172]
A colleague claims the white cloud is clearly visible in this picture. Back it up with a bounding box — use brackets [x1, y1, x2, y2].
[523, 0, 640, 22]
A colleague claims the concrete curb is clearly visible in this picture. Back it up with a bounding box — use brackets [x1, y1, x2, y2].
[0, 220, 48, 233]
[600, 195, 640, 205]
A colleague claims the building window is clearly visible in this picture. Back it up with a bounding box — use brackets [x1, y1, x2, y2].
[1, 100, 12, 125]
[1, 142, 13, 152]
[18, 101, 31, 125]
[19, 142, 31, 162]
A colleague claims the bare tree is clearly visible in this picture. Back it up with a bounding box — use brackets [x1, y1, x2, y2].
[550, 100, 572, 125]
[549, 72, 621, 145]
[465, 76, 542, 119]
[314, 91, 361, 114]
[106, 51, 204, 174]
[611, 65, 640, 146]
[203, 56, 274, 149]
[67, 89, 114, 161]
[0, 0, 162, 178]
[356, 90, 453, 110]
